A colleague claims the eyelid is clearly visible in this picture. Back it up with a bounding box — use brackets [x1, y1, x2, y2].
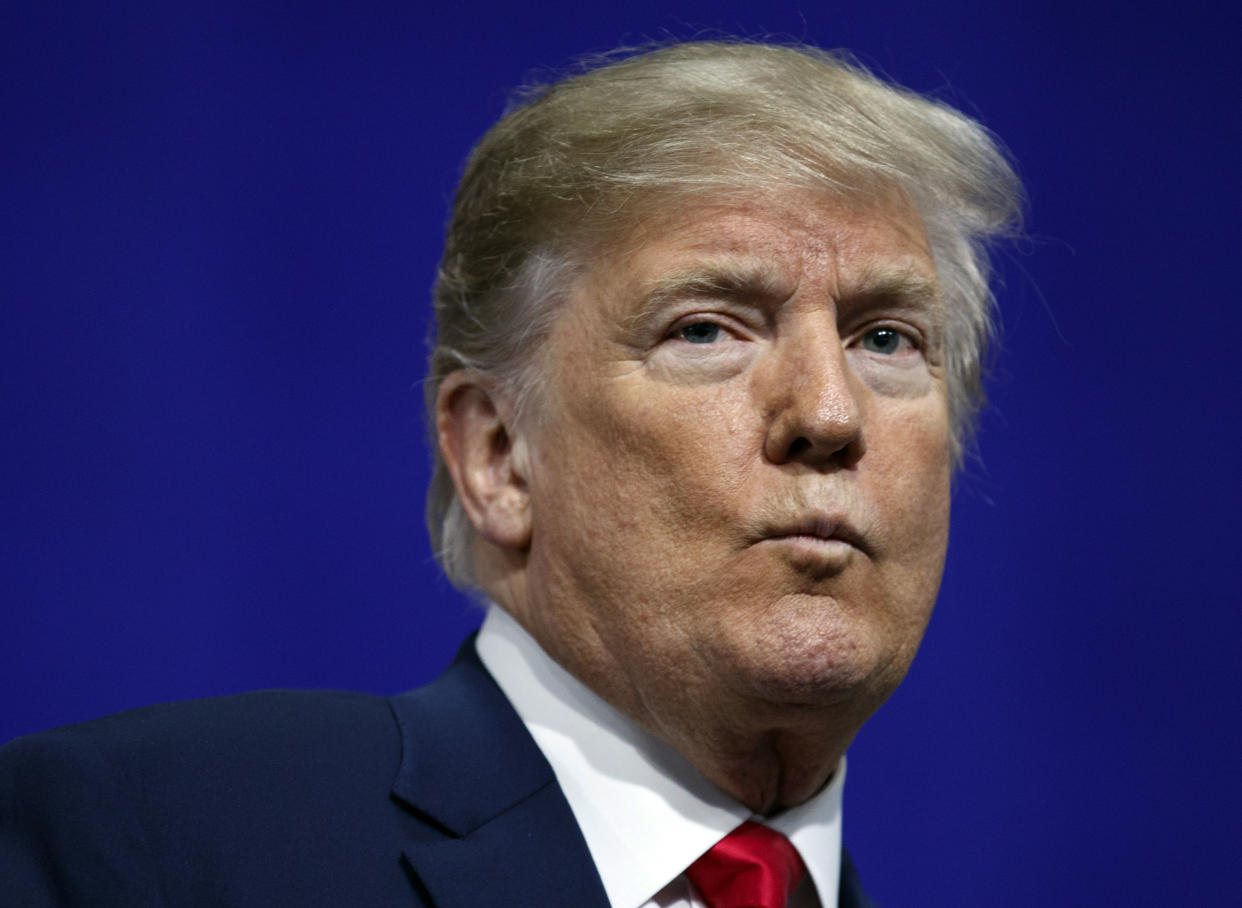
[664, 310, 756, 342]
[850, 321, 924, 350]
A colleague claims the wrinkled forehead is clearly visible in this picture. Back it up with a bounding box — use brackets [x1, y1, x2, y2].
[567, 185, 940, 315]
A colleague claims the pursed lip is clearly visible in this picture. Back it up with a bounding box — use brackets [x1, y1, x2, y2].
[757, 513, 871, 556]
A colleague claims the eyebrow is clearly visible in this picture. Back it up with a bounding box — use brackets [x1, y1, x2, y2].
[628, 261, 792, 328]
[847, 264, 948, 351]
[624, 259, 947, 348]
[850, 264, 943, 310]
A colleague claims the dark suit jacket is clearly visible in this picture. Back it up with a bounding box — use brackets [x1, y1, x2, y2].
[0, 639, 877, 907]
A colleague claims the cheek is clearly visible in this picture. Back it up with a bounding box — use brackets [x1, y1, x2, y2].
[530, 375, 761, 603]
[870, 405, 952, 586]
[597, 384, 756, 528]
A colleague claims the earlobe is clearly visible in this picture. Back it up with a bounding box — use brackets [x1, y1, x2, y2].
[436, 372, 532, 551]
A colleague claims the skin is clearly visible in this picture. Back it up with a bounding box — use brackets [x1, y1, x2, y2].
[438, 188, 952, 815]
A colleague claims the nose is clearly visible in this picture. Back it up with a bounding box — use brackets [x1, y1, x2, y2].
[761, 318, 865, 469]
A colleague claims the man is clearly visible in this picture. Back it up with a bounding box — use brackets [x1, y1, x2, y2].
[0, 41, 1020, 907]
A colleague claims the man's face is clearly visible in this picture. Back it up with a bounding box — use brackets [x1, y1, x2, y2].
[514, 188, 952, 747]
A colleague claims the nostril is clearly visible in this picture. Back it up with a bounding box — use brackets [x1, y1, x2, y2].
[787, 437, 812, 459]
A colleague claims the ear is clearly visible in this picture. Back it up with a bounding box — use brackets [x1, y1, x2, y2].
[435, 371, 532, 552]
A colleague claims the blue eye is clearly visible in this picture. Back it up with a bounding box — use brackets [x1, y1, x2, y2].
[679, 322, 721, 344]
[860, 327, 908, 355]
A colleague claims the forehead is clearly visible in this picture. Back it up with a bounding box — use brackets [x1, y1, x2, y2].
[576, 189, 940, 315]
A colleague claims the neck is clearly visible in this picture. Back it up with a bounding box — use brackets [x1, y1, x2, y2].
[481, 565, 868, 815]
[638, 697, 857, 814]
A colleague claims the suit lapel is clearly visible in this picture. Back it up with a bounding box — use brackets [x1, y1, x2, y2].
[837, 849, 879, 908]
[403, 783, 615, 908]
[388, 638, 611, 908]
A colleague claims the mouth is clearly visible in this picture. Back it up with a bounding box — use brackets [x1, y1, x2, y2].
[758, 514, 870, 558]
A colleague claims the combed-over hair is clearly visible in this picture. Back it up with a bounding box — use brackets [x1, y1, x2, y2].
[426, 40, 1022, 588]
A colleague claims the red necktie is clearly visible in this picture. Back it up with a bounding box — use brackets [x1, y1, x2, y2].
[685, 820, 807, 908]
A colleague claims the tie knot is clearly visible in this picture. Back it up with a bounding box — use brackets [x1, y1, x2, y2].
[685, 821, 807, 908]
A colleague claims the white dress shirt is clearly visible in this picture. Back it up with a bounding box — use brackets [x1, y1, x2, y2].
[476, 604, 844, 908]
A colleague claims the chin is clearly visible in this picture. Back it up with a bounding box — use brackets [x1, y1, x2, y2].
[720, 598, 918, 712]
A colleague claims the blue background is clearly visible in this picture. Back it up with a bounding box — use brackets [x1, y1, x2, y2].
[3, 2, 1239, 905]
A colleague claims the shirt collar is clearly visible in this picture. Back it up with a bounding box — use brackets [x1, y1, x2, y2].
[476, 604, 844, 907]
